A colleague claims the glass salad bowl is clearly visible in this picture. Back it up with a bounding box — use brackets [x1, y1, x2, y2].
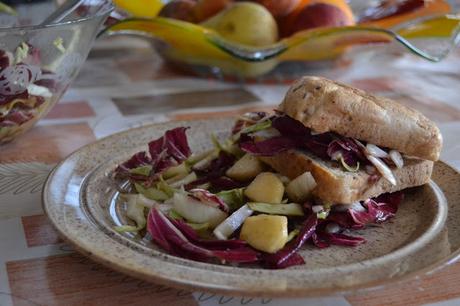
[105, 0, 460, 80]
[0, 0, 113, 144]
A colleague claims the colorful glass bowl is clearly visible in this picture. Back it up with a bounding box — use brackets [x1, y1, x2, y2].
[106, 0, 460, 79]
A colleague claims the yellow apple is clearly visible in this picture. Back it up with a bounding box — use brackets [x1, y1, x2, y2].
[201, 2, 278, 46]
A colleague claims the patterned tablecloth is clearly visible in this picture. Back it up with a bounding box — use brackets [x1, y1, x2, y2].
[1, 36, 460, 306]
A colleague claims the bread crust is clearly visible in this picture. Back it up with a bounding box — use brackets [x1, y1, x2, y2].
[279, 76, 442, 161]
[260, 150, 433, 204]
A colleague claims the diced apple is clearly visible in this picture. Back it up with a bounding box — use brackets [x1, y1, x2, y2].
[285, 171, 316, 203]
[240, 214, 288, 253]
[244, 172, 284, 204]
[226, 154, 264, 181]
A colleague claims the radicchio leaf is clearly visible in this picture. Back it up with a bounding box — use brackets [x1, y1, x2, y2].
[271, 115, 310, 136]
[242, 115, 367, 169]
[147, 209, 174, 253]
[239, 134, 298, 156]
[263, 214, 317, 269]
[171, 218, 248, 250]
[327, 139, 363, 168]
[149, 127, 191, 172]
[193, 151, 235, 174]
[147, 208, 259, 264]
[115, 152, 152, 182]
[207, 176, 244, 191]
[188, 151, 239, 191]
[115, 127, 192, 184]
[328, 191, 404, 229]
[311, 233, 329, 248]
[276, 252, 305, 269]
[189, 188, 229, 213]
[316, 232, 366, 247]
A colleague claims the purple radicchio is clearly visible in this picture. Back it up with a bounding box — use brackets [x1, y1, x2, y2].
[312, 231, 366, 248]
[115, 127, 191, 183]
[263, 214, 317, 269]
[147, 208, 260, 264]
[327, 191, 404, 229]
[188, 188, 229, 213]
[326, 138, 367, 169]
[239, 115, 367, 171]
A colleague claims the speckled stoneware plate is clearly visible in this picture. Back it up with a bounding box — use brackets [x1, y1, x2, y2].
[43, 119, 460, 297]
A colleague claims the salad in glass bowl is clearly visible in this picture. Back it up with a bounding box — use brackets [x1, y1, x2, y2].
[112, 112, 404, 269]
[0, 0, 113, 143]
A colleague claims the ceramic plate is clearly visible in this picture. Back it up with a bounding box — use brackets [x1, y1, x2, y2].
[43, 119, 460, 297]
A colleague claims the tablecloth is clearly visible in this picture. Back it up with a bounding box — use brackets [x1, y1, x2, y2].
[1, 37, 460, 306]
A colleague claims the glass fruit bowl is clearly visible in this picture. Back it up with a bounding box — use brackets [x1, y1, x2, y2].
[0, 0, 113, 144]
[105, 0, 460, 80]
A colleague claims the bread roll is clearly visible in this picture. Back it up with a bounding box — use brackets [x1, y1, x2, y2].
[279, 76, 442, 161]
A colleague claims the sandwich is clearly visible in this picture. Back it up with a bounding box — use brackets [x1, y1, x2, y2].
[237, 76, 442, 204]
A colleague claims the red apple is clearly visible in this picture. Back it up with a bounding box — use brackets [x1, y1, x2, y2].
[251, 0, 301, 18]
[289, 3, 353, 35]
[194, 0, 233, 22]
[158, 0, 197, 23]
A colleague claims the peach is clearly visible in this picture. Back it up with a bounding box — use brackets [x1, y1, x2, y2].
[158, 0, 197, 23]
[251, 0, 301, 18]
[194, 0, 233, 22]
[287, 2, 354, 36]
[279, 0, 354, 37]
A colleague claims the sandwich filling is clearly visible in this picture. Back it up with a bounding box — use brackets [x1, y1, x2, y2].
[233, 111, 404, 185]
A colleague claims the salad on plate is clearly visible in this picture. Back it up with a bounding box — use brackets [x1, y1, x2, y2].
[112, 110, 404, 269]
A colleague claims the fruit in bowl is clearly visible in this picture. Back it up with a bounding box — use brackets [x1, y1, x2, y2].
[109, 0, 456, 78]
[158, 0, 355, 45]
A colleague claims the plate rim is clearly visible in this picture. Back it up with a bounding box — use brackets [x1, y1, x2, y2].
[42, 119, 459, 297]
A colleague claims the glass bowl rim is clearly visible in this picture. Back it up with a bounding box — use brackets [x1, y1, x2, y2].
[0, 0, 114, 33]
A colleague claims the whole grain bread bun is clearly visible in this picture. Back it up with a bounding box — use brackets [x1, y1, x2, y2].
[260, 151, 433, 204]
[279, 76, 442, 161]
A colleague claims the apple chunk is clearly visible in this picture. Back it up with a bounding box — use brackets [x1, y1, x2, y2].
[244, 172, 284, 204]
[285, 171, 316, 203]
[226, 154, 264, 181]
[240, 214, 288, 253]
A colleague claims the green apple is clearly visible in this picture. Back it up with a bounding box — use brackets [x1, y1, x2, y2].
[201, 2, 278, 47]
